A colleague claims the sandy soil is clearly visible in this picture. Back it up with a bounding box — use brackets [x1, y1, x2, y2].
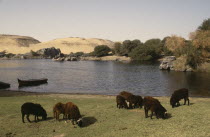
[0, 35, 114, 54]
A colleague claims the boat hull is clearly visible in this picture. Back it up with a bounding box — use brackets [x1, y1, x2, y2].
[18, 78, 48, 87]
[0, 81, 10, 89]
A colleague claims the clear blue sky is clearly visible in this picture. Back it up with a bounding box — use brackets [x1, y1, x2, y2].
[0, 0, 210, 42]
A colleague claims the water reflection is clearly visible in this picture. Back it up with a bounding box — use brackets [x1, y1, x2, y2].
[0, 59, 209, 97]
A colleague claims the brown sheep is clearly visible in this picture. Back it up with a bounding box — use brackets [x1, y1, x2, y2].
[65, 102, 82, 127]
[53, 102, 66, 120]
[143, 96, 167, 119]
[21, 102, 47, 123]
[119, 91, 143, 109]
[170, 88, 190, 108]
[119, 91, 133, 100]
[116, 95, 128, 109]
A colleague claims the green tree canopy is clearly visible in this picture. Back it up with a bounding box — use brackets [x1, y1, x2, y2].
[198, 18, 210, 31]
[93, 45, 111, 57]
[144, 38, 161, 47]
[113, 42, 122, 55]
[129, 38, 162, 61]
[120, 39, 142, 56]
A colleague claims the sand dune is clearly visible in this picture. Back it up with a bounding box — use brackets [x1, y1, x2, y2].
[0, 35, 40, 54]
[0, 35, 114, 54]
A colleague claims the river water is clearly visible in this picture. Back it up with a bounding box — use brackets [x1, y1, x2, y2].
[0, 59, 209, 97]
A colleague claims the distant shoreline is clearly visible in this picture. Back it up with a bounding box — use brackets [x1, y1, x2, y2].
[0, 55, 132, 62]
[1, 89, 209, 98]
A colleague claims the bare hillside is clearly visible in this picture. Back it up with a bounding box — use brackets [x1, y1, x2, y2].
[29, 37, 114, 54]
[0, 35, 114, 54]
[0, 35, 41, 54]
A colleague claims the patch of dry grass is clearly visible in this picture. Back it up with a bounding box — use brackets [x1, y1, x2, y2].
[0, 92, 209, 137]
[197, 62, 210, 72]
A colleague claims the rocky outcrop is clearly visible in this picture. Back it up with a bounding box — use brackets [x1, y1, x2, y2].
[159, 56, 193, 72]
[80, 56, 131, 62]
[52, 57, 65, 62]
[159, 56, 176, 70]
[36, 47, 61, 58]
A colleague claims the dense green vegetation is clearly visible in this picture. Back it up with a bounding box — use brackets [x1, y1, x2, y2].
[0, 92, 210, 137]
[64, 19, 209, 70]
[129, 39, 162, 61]
[197, 18, 210, 31]
[91, 45, 111, 57]
[110, 18, 210, 69]
[69, 52, 85, 57]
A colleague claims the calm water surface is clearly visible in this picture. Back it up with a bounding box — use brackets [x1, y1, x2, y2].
[0, 59, 209, 97]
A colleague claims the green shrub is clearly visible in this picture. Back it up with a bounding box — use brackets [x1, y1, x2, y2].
[163, 47, 173, 56]
[30, 50, 40, 56]
[129, 39, 162, 61]
[69, 52, 84, 57]
[198, 18, 210, 31]
[113, 42, 122, 55]
[173, 41, 203, 69]
[185, 43, 203, 69]
[120, 40, 142, 56]
[93, 45, 111, 57]
[5, 53, 15, 58]
[129, 44, 161, 61]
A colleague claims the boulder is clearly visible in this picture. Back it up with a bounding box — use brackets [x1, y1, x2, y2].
[36, 47, 61, 58]
[160, 56, 193, 72]
[159, 56, 176, 70]
[65, 57, 71, 61]
[0, 52, 6, 57]
[52, 57, 65, 62]
[71, 57, 78, 61]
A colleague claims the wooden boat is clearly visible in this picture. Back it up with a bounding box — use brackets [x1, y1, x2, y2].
[0, 81, 10, 89]
[18, 78, 48, 87]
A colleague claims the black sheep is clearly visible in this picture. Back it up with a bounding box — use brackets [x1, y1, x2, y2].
[21, 102, 47, 123]
[116, 95, 128, 109]
[127, 95, 143, 109]
[170, 88, 190, 108]
[143, 96, 167, 119]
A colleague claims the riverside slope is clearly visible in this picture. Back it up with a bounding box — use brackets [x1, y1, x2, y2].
[0, 35, 114, 54]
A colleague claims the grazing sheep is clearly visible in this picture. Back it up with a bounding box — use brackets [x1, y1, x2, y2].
[65, 102, 83, 127]
[127, 95, 143, 109]
[135, 95, 143, 108]
[53, 102, 66, 120]
[119, 91, 133, 100]
[21, 102, 47, 123]
[119, 91, 143, 109]
[119, 91, 133, 108]
[143, 96, 167, 119]
[116, 95, 128, 109]
[170, 88, 190, 108]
